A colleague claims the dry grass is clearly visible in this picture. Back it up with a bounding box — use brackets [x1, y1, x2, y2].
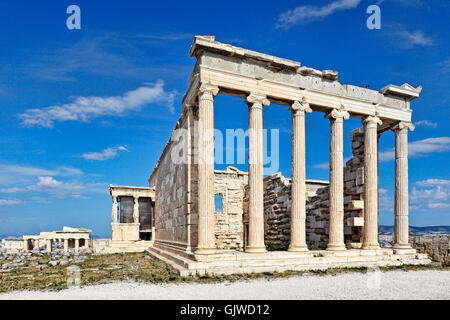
[0, 252, 448, 293]
[0, 252, 178, 293]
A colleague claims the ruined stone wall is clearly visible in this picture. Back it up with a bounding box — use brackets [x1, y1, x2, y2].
[410, 235, 450, 265]
[214, 167, 248, 250]
[261, 173, 292, 249]
[306, 127, 365, 249]
[243, 173, 328, 250]
[243, 127, 367, 250]
[149, 113, 191, 249]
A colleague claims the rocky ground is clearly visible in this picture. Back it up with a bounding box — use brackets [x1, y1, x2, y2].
[1, 243, 92, 272]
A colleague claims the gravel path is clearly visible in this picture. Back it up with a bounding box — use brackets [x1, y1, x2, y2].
[1, 270, 449, 300]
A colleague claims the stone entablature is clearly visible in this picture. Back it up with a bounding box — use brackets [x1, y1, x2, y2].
[187, 36, 421, 124]
[109, 185, 155, 199]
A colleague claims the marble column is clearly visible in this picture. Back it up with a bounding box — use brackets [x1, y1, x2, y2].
[133, 196, 139, 223]
[246, 93, 270, 253]
[111, 196, 118, 223]
[74, 239, 79, 252]
[392, 122, 415, 249]
[46, 239, 52, 252]
[288, 100, 312, 252]
[196, 83, 219, 254]
[362, 116, 382, 249]
[64, 239, 69, 252]
[326, 108, 349, 251]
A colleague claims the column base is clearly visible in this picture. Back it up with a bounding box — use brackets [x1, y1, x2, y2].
[362, 243, 380, 250]
[393, 248, 417, 255]
[288, 245, 309, 252]
[392, 243, 412, 249]
[195, 247, 216, 255]
[245, 246, 267, 253]
[326, 243, 347, 251]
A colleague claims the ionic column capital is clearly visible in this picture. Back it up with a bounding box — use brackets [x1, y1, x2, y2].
[198, 83, 219, 100]
[290, 100, 312, 114]
[326, 106, 350, 120]
[246, 93, 270, 108]
[391, 121, 415, 133]
[362, 115, 382, 127]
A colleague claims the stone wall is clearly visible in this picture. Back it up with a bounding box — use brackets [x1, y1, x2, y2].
[410, 235, 450, 265]
[243, 173, 328, 250]
[149, 112, 191, 249]
[1, 240, 24, 253]
[305, 127, 366, 249]
[247, 126, 367, 250]
[214, 167, 248, 250]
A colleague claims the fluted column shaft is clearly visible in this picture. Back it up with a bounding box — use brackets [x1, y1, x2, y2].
[362, 116, 382, 249]
[289, 100, 311, 252]
[196, 83, 219, 254]
[246, 93, 270, 253]
[327, 108, 349, 251]
[393, 122, 414, 249]
[46, 239, 52, 252]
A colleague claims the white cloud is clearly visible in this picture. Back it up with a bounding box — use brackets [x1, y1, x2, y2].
[415, 120, 438, 128]
[0, 163, 105, 202]
[276, 0, 363, 29]
[26, 35, 192, 82]
[379, 137, 450, 162]
[313, 162, 330, 170]
[394, 29, 435, 48]
[36, 176, 64, 188]
[81, 146, 129, 161]
[416, 179, 450, 187]
[18, 81, 176, 128]
[438, 58, 450, 74]
[410, 179, 450, 211]
[0, 199, 22, 205]
[428, 203, 450, 209]
[0, 164, 83, 186]
[0, 187, 25, 194]
[390, 0, 423, 6]
[28, 176, 106, 199]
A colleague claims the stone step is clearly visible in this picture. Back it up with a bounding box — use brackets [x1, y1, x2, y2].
[146, 247, 193, 276]
[153, 242, 196, 260]
[146, 246, 431, 276]
[148, 246, 196, 269]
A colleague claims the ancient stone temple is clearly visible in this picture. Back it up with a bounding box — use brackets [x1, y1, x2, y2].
[109, 36, 430, 275]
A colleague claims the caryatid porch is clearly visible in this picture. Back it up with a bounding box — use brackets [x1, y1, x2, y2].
[109, 185, 156, 243]
[186, 36, 421, 254]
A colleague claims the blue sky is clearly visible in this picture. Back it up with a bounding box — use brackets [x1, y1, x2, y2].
[0, 0, 449, 237]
